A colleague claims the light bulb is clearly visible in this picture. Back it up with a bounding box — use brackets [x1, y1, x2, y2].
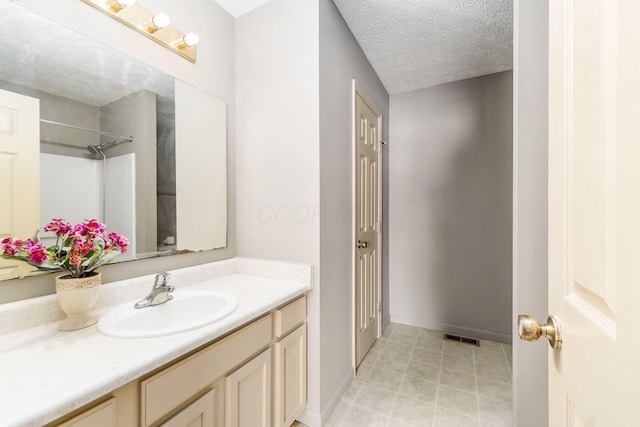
[145, 12, 170, 33]
[183, 33, 199, 47]
[107, 0, 135, 12]
[152, 13, 170, 30]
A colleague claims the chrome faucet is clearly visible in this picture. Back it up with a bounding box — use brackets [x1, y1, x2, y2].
[134, 272, 175, 309]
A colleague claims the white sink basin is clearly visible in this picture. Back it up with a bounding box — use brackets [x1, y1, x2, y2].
[97, 290, 238, 338]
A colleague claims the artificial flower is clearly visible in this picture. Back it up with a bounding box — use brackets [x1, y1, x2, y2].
[1, 218, 128, 278]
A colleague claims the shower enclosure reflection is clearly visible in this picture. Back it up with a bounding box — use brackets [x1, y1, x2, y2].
[33, 89, 177, 260]
[44, 118, 134, 227]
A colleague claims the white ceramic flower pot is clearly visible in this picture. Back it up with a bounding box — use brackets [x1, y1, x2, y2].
[55, 272, 101, 331]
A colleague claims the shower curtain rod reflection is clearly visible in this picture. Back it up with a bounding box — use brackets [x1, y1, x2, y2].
[40, 119, 134, 142]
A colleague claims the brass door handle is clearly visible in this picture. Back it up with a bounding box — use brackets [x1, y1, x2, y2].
[518, 314, 562, 350]
[357, 240, 368, 249]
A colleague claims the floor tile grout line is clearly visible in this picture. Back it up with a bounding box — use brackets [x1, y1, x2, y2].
[474, 352, 482, 427]
[337, 376, 361, 427]
[384, 366, 402, 426]
[368, 334, 414, 426]
[348, 383, 400, 422]
[350, 400, 394, 420]
[350, 376, 408, 419]
[479, 394, 514, 406]
[431, 335, 445, 427]
[391, 330, 415, 425]
[341, 350, 376, 427]
[333, 401, 349, 427]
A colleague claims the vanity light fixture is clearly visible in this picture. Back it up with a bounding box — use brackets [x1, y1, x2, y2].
[82, 0, 198, 62]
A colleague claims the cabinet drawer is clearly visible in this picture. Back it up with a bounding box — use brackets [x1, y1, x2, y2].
[274, 296, 306, 338]
[56, 398, 116, 427]
[141, 315, 272, 426]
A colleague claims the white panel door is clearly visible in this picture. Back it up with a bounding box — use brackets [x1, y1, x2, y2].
[548, 0, 640, 424]
[0, 88, 40, 280]
[354, 81, 382, 366]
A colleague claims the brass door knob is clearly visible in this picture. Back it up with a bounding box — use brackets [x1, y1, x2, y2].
[357, 240, 368, 249]
[518, 314, 562, 350]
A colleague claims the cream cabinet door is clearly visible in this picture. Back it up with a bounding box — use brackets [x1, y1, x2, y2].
[161, 389, 215, 427]
[274, 324, 307, 427]
[225, 348, 271, 427]
[56, 399, 115, 427]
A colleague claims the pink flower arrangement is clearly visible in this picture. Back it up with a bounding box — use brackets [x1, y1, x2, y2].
[1, 218, 128, 278]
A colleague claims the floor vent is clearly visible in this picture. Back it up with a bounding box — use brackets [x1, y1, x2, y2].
[443, 333, 480, 346]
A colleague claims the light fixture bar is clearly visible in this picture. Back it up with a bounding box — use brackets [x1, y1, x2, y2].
[81, 0, 197, 62]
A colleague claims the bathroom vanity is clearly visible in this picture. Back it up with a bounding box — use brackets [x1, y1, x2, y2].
[0, 258, 311, 427]
[50, 296, 306, 427]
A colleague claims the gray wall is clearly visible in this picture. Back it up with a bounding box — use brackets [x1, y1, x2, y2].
[513, 0, 548, 425]
[0, 0, 236, 304]
[389, 71, 513, 343]
[319, 0, 389, 419]
[156, 95, 176, 250]
[235, 2, 389, 424]
[40, 92, 100, 154]
[0, 81, 101, 156]
[101, 90, 158, 254]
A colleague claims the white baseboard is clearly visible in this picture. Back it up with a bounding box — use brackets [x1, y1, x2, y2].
[390, 314, 512, 344]
[297, 408, 321, 427]
[297, 366, 354, 427]
[321, 367, 354, 423]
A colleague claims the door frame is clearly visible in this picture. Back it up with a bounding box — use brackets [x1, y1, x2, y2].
[351, 79, 383, 368]
[512, 0, 549, 425]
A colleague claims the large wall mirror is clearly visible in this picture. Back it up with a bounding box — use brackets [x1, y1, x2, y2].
[0, 0, 227, 281]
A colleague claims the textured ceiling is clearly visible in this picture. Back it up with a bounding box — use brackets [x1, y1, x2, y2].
[332, 0, 513, 94]
[0, 1, 174, 107]
[215, 0, 512, 94]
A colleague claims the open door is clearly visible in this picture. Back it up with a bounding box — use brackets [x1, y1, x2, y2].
[0, 88, 40, 280]
[519, 1, 640, 424]
[353, 81, 382, 367]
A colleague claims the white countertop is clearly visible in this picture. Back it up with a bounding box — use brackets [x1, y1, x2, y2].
[0, 258, 312, 427]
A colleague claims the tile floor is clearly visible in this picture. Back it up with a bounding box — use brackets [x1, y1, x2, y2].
[315, 322, 513, 427]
